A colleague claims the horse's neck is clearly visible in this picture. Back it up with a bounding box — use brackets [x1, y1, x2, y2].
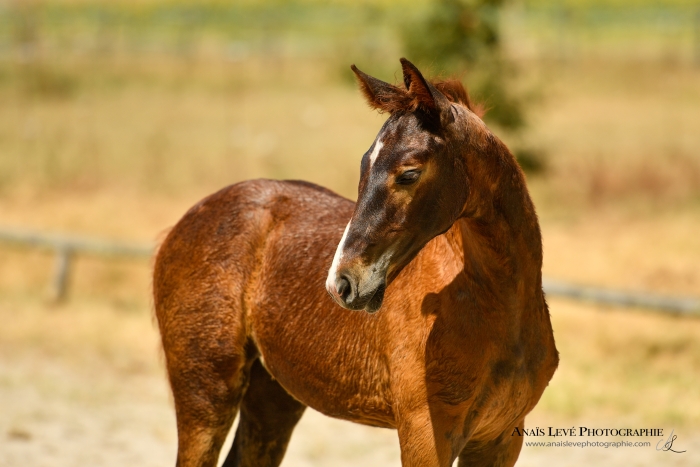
[454, 214, 542, 293]
[465, 129, 541, 268]
[445, 133, 544, 312]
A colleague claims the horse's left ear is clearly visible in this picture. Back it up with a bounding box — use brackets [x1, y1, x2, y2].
[400, 58, 454, 126]
[351, 64, 411, 114]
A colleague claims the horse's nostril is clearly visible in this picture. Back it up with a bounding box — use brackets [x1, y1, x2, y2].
[336, 275, 352, 302]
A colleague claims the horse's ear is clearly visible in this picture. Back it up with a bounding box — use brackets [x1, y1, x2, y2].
[351, 64, 411, 114]
[400, 58, 453, 126]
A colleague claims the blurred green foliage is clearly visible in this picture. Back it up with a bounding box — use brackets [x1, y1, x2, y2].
[402, 0, 541, 170]
[403, 0, 523, 127]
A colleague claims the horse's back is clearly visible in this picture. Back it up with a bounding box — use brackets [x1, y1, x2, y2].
[154, 178, 351, 323]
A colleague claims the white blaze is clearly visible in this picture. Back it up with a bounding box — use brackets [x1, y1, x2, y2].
[326, 138, 384, 293]
[368, 141, 383, 168]
[326, 221, 351, 290]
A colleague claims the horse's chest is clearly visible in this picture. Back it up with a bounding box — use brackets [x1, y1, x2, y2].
[422, 313, 529, 397]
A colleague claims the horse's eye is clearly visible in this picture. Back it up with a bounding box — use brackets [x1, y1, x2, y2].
[396, 170, 421, 185]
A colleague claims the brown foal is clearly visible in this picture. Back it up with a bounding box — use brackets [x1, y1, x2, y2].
[153, 58, 558, 467]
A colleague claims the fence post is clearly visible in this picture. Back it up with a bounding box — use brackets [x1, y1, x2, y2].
[52, 247, 74, 303]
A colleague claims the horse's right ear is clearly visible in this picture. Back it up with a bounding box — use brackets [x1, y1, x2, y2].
[351, 64, 411, 114]
[400, 58, 454, 127]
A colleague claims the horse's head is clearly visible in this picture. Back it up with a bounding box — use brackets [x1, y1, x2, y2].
[326, 58, 485, 313]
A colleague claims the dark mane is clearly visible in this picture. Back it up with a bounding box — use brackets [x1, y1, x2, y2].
[433, 79, 485, 118]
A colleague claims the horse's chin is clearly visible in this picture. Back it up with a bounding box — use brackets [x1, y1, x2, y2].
[363, 282, 386, 314]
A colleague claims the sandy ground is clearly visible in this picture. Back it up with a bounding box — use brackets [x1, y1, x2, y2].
[2, 307, 699, 467]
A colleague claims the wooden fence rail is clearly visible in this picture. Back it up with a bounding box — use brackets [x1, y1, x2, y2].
[542, 279, 700, 317]
[1, 227, 699, 315]
[0, 227, 152, 302]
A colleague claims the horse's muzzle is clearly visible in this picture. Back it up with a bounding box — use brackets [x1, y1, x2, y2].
[327, 272, 386, 313]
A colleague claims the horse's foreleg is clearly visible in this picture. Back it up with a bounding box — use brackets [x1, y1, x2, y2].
[396, 409, 462, 467]
[222, 358, 306, 467]
[457, 419, 524, 467]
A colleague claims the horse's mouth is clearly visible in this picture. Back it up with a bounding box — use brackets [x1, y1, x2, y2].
[363, 282, 386, 314]
[327, 280, 386, 314]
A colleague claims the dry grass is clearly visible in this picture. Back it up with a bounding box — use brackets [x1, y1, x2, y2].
[0, 58, 381, 199]
[541, 209, 700, 297]
[523, 60, 700, 209]
[3, 56, 699, 206]
[536, 298, 700, 427]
